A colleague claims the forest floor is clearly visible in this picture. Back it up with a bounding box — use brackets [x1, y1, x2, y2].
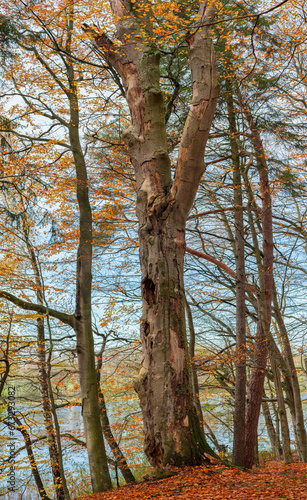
[74, 460, 307, 499]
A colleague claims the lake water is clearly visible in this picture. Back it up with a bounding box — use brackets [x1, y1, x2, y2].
[1, 405, 90, 500]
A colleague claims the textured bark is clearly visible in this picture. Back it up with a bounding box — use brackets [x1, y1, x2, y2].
[226, 82, 246, 468]
[93, 0, 220, 469]
[135, 211, 215, 469]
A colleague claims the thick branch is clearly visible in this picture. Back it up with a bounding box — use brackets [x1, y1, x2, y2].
[172, 2, 220, 216]
[0, 291, 74, 327]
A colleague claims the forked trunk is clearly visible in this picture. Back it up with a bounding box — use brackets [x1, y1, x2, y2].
[92, 0, 220, 469]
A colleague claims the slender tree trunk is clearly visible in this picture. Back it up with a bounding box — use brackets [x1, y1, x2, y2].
[45, 315, 72, 498]
[226, 81, 246, 467]
[273, 287, 307, 461]
[269, 354, 293, 463]
[5, 413, 51, 500]
[243, 175, 268, 469]
[245, 305, 268, 468]
[37, 318, 69, 500]
[186, 297, 204, 425]
[63, 9, 112, 488]
[96, 348, 135, 484]
[69, 98, 112, 491]
[98, 389, 136, 484]
[266, 319, 302, 460]
[240, 94, 274, 468]
[22, 221, 69, 500]
[0, 319, 11, 397]
[0, 81, 114, 493]
[92, 0, 220, 470]
[262, 389, 281, 459]
[254, 433, 259, 466]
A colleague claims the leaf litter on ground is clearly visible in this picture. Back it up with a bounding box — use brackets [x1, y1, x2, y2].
[73, 460, 307, 500]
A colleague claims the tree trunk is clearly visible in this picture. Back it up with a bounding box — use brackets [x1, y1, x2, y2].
[273, 286, 307, 461]
[22, 220, 69, 500]
[69, 96, 112, 491]
[1, 85, 114, 492]
[61, 5, 113, 489]
[98, 389, 136, 484]
[92, 0, 220, 470]
[135, 209, 215, 469]
[10, 413, 51, 500]
[186, 297, 204, 425]
[96, 347, 135, 484]
[269, 354, 293, 463]
[37, 318, 69, 500]
[245, 306, 268, 468]
[262, 389, 281, 459]
[225, 80, 246, 468]
[240, 93, 274, 468]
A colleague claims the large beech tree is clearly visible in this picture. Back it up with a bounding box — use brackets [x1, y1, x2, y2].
[88, 0, 220, 469]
